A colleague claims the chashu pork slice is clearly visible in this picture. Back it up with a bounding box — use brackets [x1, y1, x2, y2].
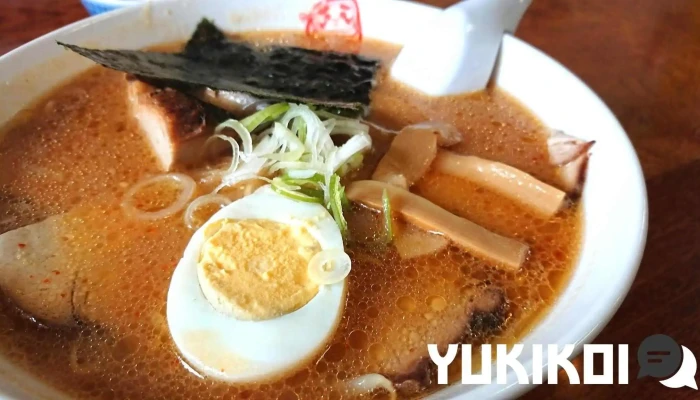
[127, 77, 211, 170]
[0, 205, 159, 328]
[0, 215, 77, 325]
[378, 287, 506, 395]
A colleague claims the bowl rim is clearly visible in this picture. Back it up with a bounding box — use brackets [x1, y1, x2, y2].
[81, 0, 143, 6]
[0, 0, 648, 399]
[468, 35, 649, 400]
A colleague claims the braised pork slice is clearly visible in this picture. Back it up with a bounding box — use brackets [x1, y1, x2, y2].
[546, 130, 595, 196]
[0, 214, 77, 325]
[377, 288, 506, 395]
[0, 194, 49, 234]
[127, 77, 209, 170]
[0, 206, 153, 328]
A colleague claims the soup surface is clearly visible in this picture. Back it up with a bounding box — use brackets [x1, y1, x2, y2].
[0, 32, 582, 399]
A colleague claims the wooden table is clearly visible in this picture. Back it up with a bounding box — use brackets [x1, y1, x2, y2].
[1, 0, 698, 399]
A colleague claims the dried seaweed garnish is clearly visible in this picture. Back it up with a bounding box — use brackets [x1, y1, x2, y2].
[58, 19, 379, 113]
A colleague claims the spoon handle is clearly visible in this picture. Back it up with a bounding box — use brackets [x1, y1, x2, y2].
[390, 0, 533, 96]
[449, 0, 532, 33]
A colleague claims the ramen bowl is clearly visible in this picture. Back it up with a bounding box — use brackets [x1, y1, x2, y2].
[0, 0, 647, 398]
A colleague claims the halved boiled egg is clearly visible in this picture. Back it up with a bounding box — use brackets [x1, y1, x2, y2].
[167, 185, 348, 382]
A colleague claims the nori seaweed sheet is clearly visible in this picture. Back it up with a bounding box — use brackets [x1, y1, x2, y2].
[58, 19, 380, 113]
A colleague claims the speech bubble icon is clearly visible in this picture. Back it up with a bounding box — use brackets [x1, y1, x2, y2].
[659, 346, 698, 390]
[637, 334, 682, 379]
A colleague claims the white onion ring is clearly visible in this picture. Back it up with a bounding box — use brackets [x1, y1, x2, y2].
[307, 249, 351, 285]
[183, 194, 232, 230]
[122, 173, 196, 221]
[342, 374, 397, 400]
[192, 169, 224, 187]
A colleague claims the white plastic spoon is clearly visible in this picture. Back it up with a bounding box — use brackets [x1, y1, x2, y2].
[391, 0, 532, 96]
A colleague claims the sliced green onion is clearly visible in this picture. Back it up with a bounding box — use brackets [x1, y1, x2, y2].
[279, 105, 326, 165]
[272, 185, 324, 203]
[263, 122, 305, 161]
[282, 169, 318, 180]
[314, 108, 361, 120]
[292, 117, 307, 143]
[271, 177, 323, 204]
[337, 153, 364, 177]
[328, 174, 348, 236]
[204, 134, 240, 175]
[271, 177, 300, 191]
[280, 173, 325, 188]
[330, 133, 372, 173]
[201, 102, 373, 239]
[340, 185, 350, 208]
[215, 120, 254, 156]
[241, 103, 290, 132]
[278, 172, 327, 200]
[330, 119, 370, 136]
[382, 189, 393, 243]
[298, 187, 326, 199]
[268, 161, 325, 175]
[315, 109, 349, 120]
[307, 249, 351, 285]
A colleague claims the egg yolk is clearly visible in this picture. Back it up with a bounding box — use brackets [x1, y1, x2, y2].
[197, 219, 321, 320]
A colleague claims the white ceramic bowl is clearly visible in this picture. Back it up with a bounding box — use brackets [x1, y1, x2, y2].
[80, 0, 141, 16]
[0, 0, 647, 398]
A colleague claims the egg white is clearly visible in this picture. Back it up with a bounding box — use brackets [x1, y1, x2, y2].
[167, 185, 347, 382]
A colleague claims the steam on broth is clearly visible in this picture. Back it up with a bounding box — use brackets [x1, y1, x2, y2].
[0, 27, 588, 400]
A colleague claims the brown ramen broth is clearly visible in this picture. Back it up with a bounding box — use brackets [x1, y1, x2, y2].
[0, 32, 582, 399]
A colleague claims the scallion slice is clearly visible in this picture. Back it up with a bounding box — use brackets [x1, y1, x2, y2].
[329, 174, 348, 236]
[340, 185, 350, 208]
[271, 177, 324, 204]
[292, 117, 307, 143]
[203, 102, 372, 240]
[241, 103, 290, 132]
[215, 120, 253, 157]
[280, 172, 325, 186]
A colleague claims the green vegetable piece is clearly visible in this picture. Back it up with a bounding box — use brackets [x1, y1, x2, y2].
[241, 103, 290, 132]
[329, 174, 348, 237]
